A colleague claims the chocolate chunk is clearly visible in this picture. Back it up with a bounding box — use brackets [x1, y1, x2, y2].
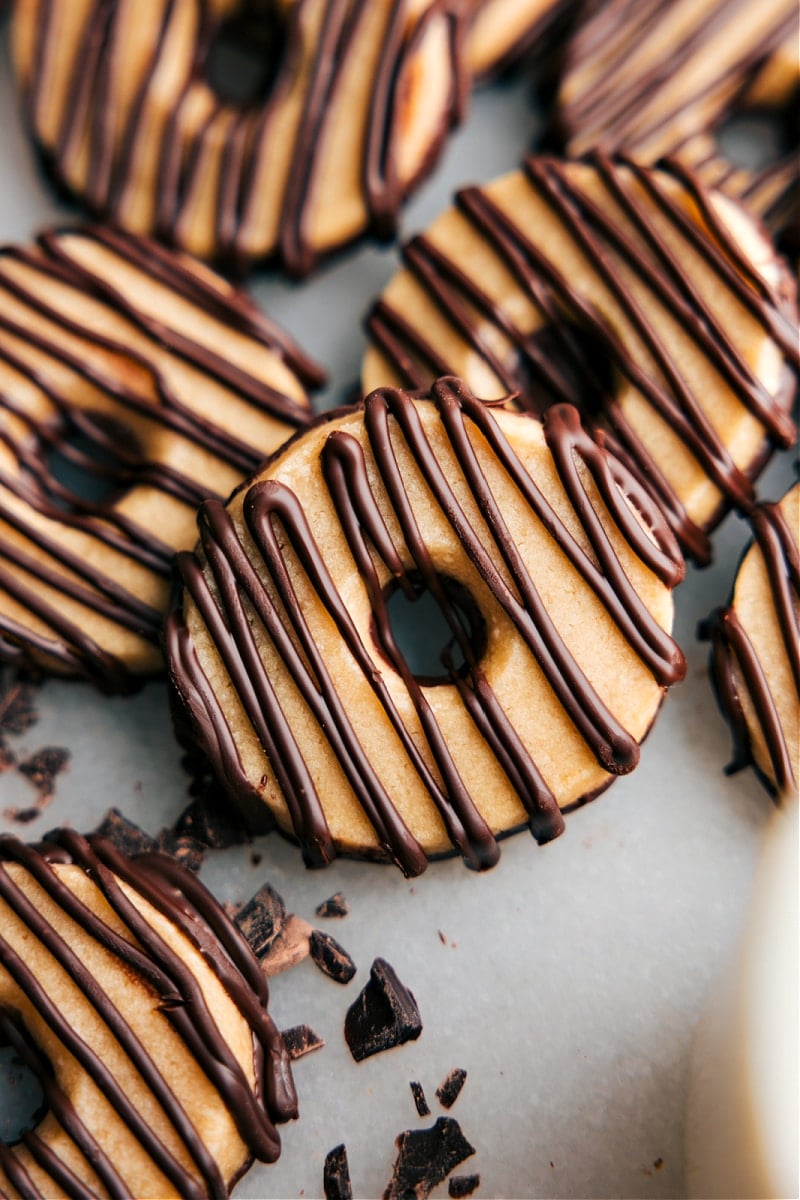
[0, 672, 39, 738]
[92, 808, 157, 856]
[234, 882, 286, 959]
[155, 830, 207, 874]
[260, 915, 313, 977]
[281, 1024, 325, 1060]
[344, 958, 422, 1061]
[410, 1081, 430, 1117]
[448, 1174, 480, 1198]
[436, 1068, 467, 1110]
[171, 794, 249, 849]
[324, 1143, 353, 1200]
[310, 929, 357, 984]
[383, 1117, 475, 1200]
[315, 892, 349, 918]
[17, 747, 70, 796]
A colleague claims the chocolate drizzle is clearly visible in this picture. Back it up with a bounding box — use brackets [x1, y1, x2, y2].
[365, 156, 798, 566]
[167, 378, 685, 874]
[0, 225, 316, 690]
[700, 490, 799, 795]
[554, 0, 799, 240]
[0, 830, 296, 1199]
[18, 0, 465, 276]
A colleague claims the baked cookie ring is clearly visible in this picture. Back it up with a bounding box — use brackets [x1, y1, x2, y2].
[0, 829, 296, 1200]
[364, 155, 799, 566]
[12, 0, 466, 277]
[167, 377, 686, 875]
[463, 0, 575, 81]
[554, 0, 799, 249]
[700, 482, 799, 799]
[0, 225, 319, 692]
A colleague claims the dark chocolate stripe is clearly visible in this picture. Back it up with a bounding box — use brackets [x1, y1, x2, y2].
[169, 380, 684, 870]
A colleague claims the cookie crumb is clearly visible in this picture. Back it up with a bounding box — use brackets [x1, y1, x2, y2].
[324, 1144, 352, 1200]
[281, 1024, 325, 1060]
[345, 958, 422, 1062]
[383, 1117, 475, 1200]
[436, 1068, 466, 1110]
[315, 892, 349, 918]
[410, 1080, 430, 1116]
[310, 929, 357, 984]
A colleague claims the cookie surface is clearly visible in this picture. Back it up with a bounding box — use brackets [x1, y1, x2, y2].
[0, 226, 318, 691]
[701, 482, 799, 798]
[464, 0, 574, 80]
[168, 378, 685, 874]
[12, 0, 465, 276]
[364, 156, 798, 565]
[0, 829, 296, 1199]
[554, 0, 799, 245]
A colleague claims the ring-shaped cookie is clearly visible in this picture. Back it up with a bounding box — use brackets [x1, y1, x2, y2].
[12, 0, 465, 276]
[0, 830, 296, 1199]
[464, 0, 575, 80]
[167, 377, 686, 875]
[0, 225, 319, 691]
[554, 0, 799, 248]
[363, 156, 799, 566]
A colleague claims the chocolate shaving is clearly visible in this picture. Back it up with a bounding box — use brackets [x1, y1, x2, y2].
[410, 1081, 430, 1117]
[315, 891, 349, 918]
[310, 928, 357, 984]
[383, 1117, 475, 1200]
[448, 1173, 480, 1198]
[281, 1024, 325, 1060]
[345, 958, 422, 1061]
[436, 1068, 467, 1110]
[324, 1143, 353, 1200]
[234, 882, 286, 958]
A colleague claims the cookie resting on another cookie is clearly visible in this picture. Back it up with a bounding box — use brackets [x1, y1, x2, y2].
[167, 377, 685, 874]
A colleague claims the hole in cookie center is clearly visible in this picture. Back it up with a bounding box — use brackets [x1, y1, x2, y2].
[204, 6, 287, 109]
[512, 324, 616, 421]
[0, 1027, 47, 1146]
[379, 574, 486, 686]
[44, 416, 143, 512]
[717, 109, 797, 172]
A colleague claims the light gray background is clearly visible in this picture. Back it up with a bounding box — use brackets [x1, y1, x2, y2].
[0, 15, 796, 1200]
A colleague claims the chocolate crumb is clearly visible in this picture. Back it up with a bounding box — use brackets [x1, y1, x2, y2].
[315, 892, 349, 919]
[234, 883, 286, 958]
[383, 1117, 475, 1200]
[437, 930, 447, 945]
[17, 746, 70, 795]
[281, 1024, 325, 1060]
[250, 851, 262, 867]
[448, 1174, 480, 1198]
[436, 1068, 467, 1110]
[310, 928, 357, 984]
[324, 1144, 352, 1200]
[345, 958, 422, 1062]
[92, 809, 157, 856]
[654, 1157, 664, 1170]
[410, 1081, 430, 1117]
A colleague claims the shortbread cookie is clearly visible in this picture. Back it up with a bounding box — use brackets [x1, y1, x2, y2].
[0, 828, 296, 1199]
[12, 0, 466, 276]
[464, 0, 574, 80]
[700, 482, 799, 798]
[167, 378, 686, 874]
[0, 226, 319, 691]
[555, 0, 799, 245]
[363, 156, 799, 565]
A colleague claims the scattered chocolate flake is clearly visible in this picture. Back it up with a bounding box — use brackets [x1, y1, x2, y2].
[17, 747, 70, 796]
[310, 928, 357, 984]
[436, 1068, 467, 1110]
[93, 809, 157, 856]
[654, 1157, 664, 1170]
[437, 930, 447, 945]
[260, 915, 313, 977]
[281, 1024, 325, 1060]
[448, 1174, 480, 1198]
[250, 851, 262, 867]
[6, 806, 41, 825]
[171, 793, 250, 850]
[155, 830, 207, 874]
[315, 892, 349, 919]
[0, 672, 39, 738]
[383, 1117, 475, 1200]
[345, 958, 422, 1062]
[410, 1081, 430, 1117]
[324, 1144, 352, 1200]
[234, 883, 286, 958]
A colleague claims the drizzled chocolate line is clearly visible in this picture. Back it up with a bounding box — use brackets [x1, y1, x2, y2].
[168, 379, 684, 872]
[366, 156, 798, 565]
[21, 0, 464, 276]
[554, 0, 798, 238]
[0, 226, 316, 689]
[700, 496, 799, 794]
[0, 830, 296, 1199]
